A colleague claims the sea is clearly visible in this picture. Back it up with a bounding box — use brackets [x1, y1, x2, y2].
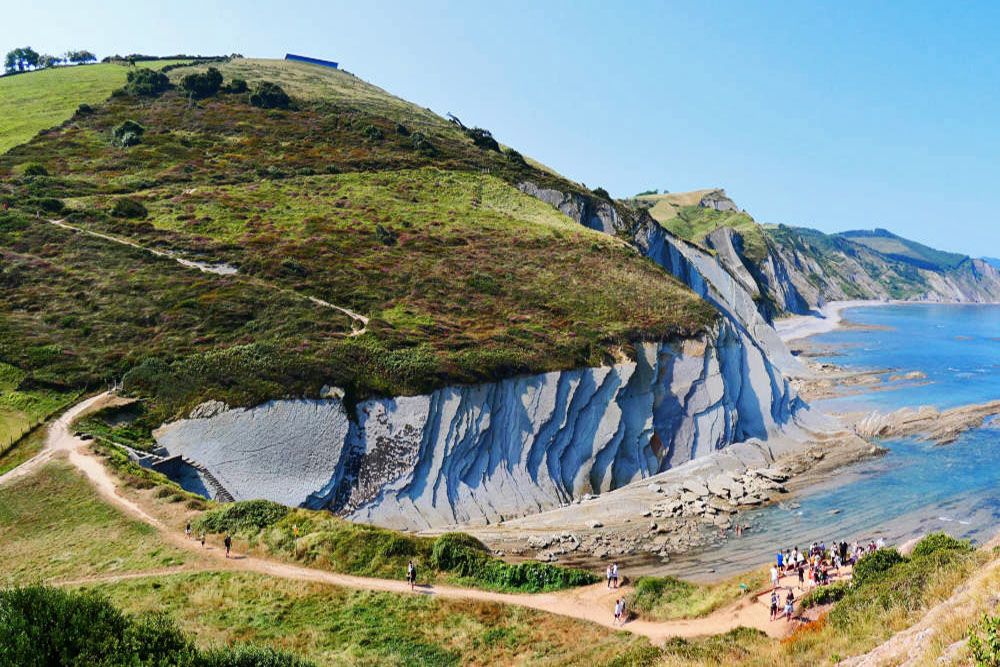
[662, 303, 1000, 581]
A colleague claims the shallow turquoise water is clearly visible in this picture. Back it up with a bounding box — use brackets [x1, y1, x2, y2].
[663, 304, 1000, 580]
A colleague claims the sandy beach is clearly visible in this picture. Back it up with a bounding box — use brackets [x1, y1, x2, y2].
[774, 300, 887, 343]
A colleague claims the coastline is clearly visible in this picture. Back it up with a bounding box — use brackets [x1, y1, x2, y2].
[774, 300, 888, 343]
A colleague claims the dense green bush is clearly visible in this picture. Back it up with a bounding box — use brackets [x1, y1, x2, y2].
[969, 613, 999, 666]
[194, 499, 290, 534]
[21, 163, 48, 177]
[222, 78, 248, 94]
[592, 187, 611, 200]
[248, 81, 290, 109]
[465, 127, 500, 151]
[112, 119, 146, 147]
[27, 197, 64, 214]
[410, 132, 436, 156]
[851, 548, 907, 588]
[111, 197, 148, 219]
[630, 576, 695, 614]
[430, 532, 597, 593]
[180, 67, 224, 99]
[503, 147, 526, 166]
[799, 581, 848, 608]
[911, 532, 973, 558]
[361, 124, 384, 141]
[125, 68, 171, 96]
[0, 585, 312, 666]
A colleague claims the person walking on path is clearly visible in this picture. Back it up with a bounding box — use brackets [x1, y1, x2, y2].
[200, 532, 206, 548]
[776, 550, 784, 571]
[611, 563, 620, 589]
[224, 533, 232, 558]
[407, 561, 417, 591]
[614, 598, 624, 625]
[185, 522, 192, 539]
[770, 564, 780, 590]
[769, 590, 779, 621]
[606, 564, 613, 589]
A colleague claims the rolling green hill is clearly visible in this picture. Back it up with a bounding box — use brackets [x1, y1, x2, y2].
[0, 58, 715, 423]
[0, 61, 191, 154]
[837, 228, 967, 271]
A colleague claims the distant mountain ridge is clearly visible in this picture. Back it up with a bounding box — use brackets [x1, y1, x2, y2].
[639, 191, 1000, 317]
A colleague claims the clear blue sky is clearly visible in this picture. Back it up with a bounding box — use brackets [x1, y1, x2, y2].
[4, 0, 999, 256]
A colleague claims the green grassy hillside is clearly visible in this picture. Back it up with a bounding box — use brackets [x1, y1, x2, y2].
[837, 228, 967, 270]
[0, 59, 715, 421]
[0, 61, 191, 154]
[637, 190, 769, 263]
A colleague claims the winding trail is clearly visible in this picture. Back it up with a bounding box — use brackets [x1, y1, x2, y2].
[2, 393, 803, 642]
[45, 218, 369, 336]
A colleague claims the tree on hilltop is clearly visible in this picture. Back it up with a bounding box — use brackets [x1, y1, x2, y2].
[4, 46, 40, 73]
[65, 50, 97, 64]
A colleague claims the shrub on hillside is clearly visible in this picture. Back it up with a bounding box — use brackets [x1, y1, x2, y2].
[27, 197, 64, 214]
[361, 124, 384, 141]
[222, 78, 248, 94]
[21, 163, 48, 177]
[851, 548, 907, 588]
[125, 68, 171, 96]
[180, 67, 224, 99]
[111, 197, 148, 219]
[465, 127, 500, 151]
[503, 147, 526, 166]
[592, 186, 611, 200]
[0, 585, 312, 666]
[431, 532, 597, 592]
[195, 499, 290, 534]
[629, 576, 695, 615]
[911, 532, 973, 558]
[394, 122, 410, 136]
[248, 81, 290, 109]
[800, 581, 848, 608]
[112, 119, 146, 147]
[410, 132, 436, 156]
[969, 613, 999, 666]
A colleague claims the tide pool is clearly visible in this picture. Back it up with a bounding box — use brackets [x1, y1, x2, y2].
[661, 304, 1000, 581]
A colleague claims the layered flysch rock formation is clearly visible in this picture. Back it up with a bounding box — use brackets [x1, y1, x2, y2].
[155, 183, 810, 530]
[155, 325, 801, 529]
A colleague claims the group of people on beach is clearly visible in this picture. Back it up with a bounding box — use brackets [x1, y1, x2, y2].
[767, 537, 887, 621]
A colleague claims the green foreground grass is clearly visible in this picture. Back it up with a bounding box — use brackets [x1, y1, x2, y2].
[0, 361, 78, 452]
[0, 61, 192, 154]
[0, 461, 189, 585]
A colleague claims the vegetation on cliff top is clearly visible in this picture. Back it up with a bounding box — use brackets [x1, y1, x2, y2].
[0, 58, 716, 421]
[193, 500, 598, 593]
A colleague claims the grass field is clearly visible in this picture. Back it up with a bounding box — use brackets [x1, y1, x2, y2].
[0, 61, 192, 154]
[0, 361, 78, 451]
[91, 571, 651, 666]
[628, 569, 770, 621]
[0, 462, 190, 585]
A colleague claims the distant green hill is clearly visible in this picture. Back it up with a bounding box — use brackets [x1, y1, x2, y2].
[837, 228, 967, 271]
[0, 58, 714, 422]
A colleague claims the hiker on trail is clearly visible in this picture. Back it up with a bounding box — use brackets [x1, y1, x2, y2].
[784, 589, 795, 622]
[797, 562, 805, 587]
[224, 533, 232, 558]
[611, 563, 619, 588]
[407, 561, 417, 591]
[613, 598, 624, 625]
[776, 550, 784, 571]
[770, 564, 780, 590]
[200, 532, 206, 548]
[606, 565, 613, 588]
[769, 590, 779, 621]
[185, 522, 192, 539]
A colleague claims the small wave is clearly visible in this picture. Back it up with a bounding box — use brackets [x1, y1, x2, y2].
[958, 520, 971, 525]
[938, 516, 953, 522]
